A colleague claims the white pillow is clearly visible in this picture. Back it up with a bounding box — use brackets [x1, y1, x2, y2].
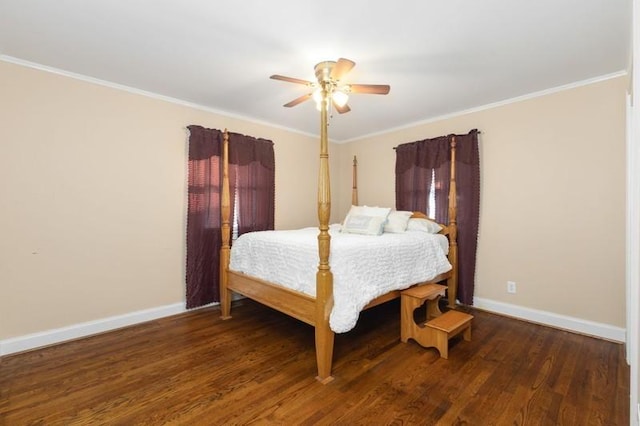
[342, 214, 386, 235]
[383, 210, 413, 233]
[344, 205, 365, 218]
[360, 205, 392, 218]
[406, 218, 443, 234]
[342, 205, 391, 226]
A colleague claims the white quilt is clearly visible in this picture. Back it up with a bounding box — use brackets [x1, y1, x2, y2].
[229, 224, 452, 333]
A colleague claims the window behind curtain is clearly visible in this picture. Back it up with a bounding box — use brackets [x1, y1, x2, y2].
[427, 169, 436, 219]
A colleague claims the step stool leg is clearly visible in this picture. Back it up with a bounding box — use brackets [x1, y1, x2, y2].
[401, 294, 420, 343]
[435, 331, 449, 359]
[463, 324, 471, 341]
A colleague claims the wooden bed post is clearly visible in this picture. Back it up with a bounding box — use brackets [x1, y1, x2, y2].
[447, 135, 458, 308]
[315, 82, 335, 384]
[352, 156, 358, 206]
[220, 129, 232, 320]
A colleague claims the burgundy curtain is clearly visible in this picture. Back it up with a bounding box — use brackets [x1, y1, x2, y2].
[228, 132, 275, 235]
[396, 136, 450, 215]
[185, 127, 275, 309]
[186, 125, 223, 308]
[395, 129, 480, 305]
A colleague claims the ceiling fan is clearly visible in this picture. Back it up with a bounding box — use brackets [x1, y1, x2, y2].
[270, 58, 390, 114]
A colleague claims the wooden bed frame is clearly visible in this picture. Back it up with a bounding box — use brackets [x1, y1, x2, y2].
[219, 126, 458, 383]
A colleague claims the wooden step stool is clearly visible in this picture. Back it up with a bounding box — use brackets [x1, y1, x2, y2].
[401, 284, 473, 359]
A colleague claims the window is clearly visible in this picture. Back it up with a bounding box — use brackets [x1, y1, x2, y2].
[428, 169, 436, 219]
[232, 178, 239, 241]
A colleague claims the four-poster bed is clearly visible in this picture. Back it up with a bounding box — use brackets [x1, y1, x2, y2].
[218, 123, 460, 383]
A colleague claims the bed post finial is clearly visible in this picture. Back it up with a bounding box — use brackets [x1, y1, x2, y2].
[447, 135, 458, 308]
[220, 128, 232, 319]
[352, 155, 358, 206]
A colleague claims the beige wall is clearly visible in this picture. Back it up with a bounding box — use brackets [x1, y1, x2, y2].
[337, 76, 627, 327]
[0, 59, 627, 341]
[0, 61, 328, 339]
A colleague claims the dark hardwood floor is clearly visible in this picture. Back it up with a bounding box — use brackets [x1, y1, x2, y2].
[0, 299, 629, 425]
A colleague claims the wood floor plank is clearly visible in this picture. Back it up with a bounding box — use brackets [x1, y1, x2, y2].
[0, 299, 630, 425]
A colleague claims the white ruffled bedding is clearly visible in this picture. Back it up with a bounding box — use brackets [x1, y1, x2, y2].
[229, 224, 452, 333]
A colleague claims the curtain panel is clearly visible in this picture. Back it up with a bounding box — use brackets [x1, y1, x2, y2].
[228, 132, 275, 236]
[186, 126, 275, 309]
[186, 125, 223, 308]
[395, 129, 480, 305]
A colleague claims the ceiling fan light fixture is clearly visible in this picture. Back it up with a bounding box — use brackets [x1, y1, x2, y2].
[332, 89, 349, 107]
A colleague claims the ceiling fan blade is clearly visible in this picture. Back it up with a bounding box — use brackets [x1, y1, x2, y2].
[334, 102, 351, 114]
[349, 84, 391, 95]
[284, 93, 312, 107]
[330, 58, 356, 81]
[270, 75, 313, 86]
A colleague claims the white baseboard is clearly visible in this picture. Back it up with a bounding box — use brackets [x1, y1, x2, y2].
[473, 297, 626, 343]
[2, 297, 625, 356]
[0, 302, 205, 356]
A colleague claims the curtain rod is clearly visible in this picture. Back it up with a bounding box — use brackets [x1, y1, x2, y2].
[392, 130, 481, 150]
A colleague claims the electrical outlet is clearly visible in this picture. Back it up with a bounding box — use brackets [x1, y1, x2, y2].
[507, 281, 517, 294]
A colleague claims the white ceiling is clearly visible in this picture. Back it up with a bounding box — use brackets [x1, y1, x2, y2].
[0, 1, 631, 142]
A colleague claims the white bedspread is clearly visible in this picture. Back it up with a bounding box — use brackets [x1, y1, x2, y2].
[229, 224, 452, 333]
